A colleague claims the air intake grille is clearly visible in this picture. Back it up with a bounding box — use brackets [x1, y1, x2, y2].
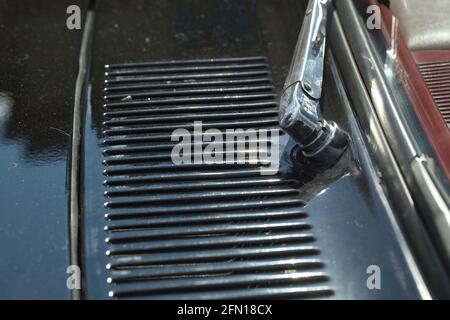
[418, 61, 450, 127]
[101, 57, 332, 299]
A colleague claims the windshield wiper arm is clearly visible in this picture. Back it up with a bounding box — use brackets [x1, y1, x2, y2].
[279, 0, 349, 167]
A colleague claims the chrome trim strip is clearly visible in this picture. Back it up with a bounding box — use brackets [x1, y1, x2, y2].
[329, 48, 432, 300]
[330, 5, 450, 298]
[70, 5, 95, 300]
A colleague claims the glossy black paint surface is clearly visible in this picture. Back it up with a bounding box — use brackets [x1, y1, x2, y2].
[81, 0, 425, 299]
[0, 0, 86, 299]
[0, 0, 430, 299]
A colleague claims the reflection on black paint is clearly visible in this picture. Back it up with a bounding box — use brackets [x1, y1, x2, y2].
[0, 1, 84, 163]
[0, 0, 85, 299]
[0, 91, 13, 123]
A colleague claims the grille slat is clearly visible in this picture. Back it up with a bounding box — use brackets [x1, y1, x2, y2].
[103, 139, 272, 156]
[105, 63, 270, 77]
[109, 272, 329, 298]
[129, 286, 334, 300]
[419, 60, 450, 126]
[105, 198, 305, 220]
[105, 71, 272, 85]
[418, 61, 450, 70]
[103, 168, 280, 187]
[108, 245, 321, 268]
[103, 101, 278, 118]
[103, 163, 273, 177]
[105, 177, 297, 197]
[104, 188, 300, 209]
[101, 56, 333, 299]
[103, 150, 267, 165]
[108, 232, 314, 256]
[109, 258, 322, 282]
[104, 85, 274, 100]
[106, 219, 311, 244]
[104, 93, 278, 109]
[106, 208, 307, 231]
[105, 56, 268, 69]
[103, 119, 280, 136]
[105, 78, 272, 93]
[103, 109, 278, 126]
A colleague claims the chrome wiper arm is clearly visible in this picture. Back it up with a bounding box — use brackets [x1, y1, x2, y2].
[279, 0, 349, 166]
[285, 0, 328, 100]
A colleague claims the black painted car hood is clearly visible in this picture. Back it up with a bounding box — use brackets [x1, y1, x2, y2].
[0, 0, 88, 299]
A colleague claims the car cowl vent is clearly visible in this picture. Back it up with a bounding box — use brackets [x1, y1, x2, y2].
[101, 56, 333, 299]
[419, 60, 450, 127]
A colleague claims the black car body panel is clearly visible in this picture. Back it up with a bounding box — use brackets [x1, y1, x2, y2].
[0, 0, 447, 299]
[0, 0, 88, 299]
